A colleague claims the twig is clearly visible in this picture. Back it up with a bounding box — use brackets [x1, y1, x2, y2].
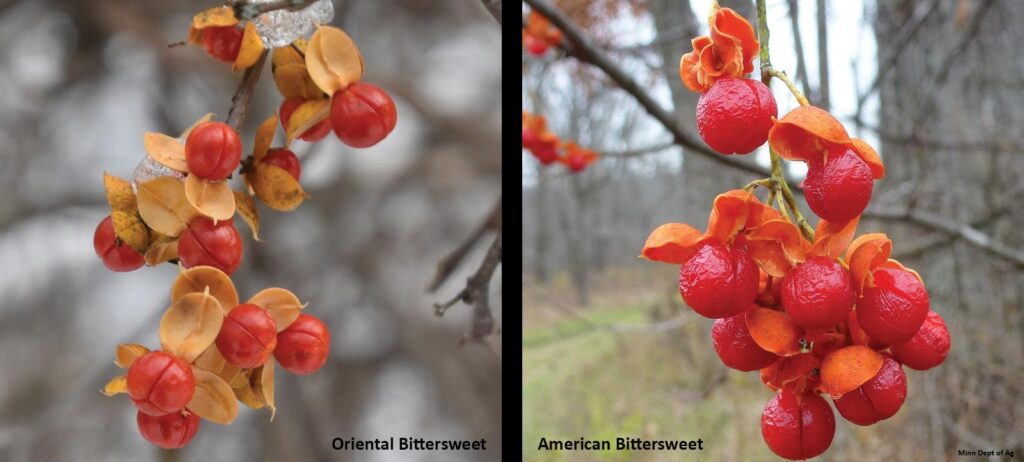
[478, 0, 501, 24]
[428, 196, 501, 291]
[600, 141, 675, 158]
[233, 0, 319, 21]
[225, 50, 269, 130]
[434, 232, 502, 341]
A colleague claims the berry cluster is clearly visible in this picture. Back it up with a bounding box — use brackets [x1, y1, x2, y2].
[522, 11, 562, 56]
[641, 6, 950, 460]
[522, 111, 599, 173]
[93, 6, 394, 449]
[103, 267, 330, 448]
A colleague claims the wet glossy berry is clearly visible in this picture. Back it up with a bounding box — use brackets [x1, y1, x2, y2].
[184, 122, 242, 180]
[177, 217, 243, 275]
[279, 98, 332, 142]
[202, 26, 243, 63]
[834, 355, 907, 425]
[93, 215, 145, 272]
[847, 310, 886, 350]
[857, 266, 929, 345]
[891, 310, 950, 370]
[216, 304, 278, 368]
[696, 77, 777, 155]
[712, 311, 778, 371]
[127, 351, 195, 416]
[678, 238, 759, 319]
[274, 313, 330, 375]
[262, 148, 301, 181]
[330, 83, 398, 148]
[137, 410, 200, 449]
[761, 391, 835, 460]
[804, 144, 873, 222]
[781, 257, 855, 328]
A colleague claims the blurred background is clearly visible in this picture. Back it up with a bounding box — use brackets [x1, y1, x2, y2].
[523, 0, 1022, 460]
[0, 0, 501, 461]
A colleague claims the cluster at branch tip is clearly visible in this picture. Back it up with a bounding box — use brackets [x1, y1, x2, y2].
[522, 111, 598, 173]
[93, 1, 400, 448]
[638, 2, 950, 459]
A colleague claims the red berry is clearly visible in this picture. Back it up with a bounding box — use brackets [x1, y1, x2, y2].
[856, 266, 929, 345]
[804, 144, 873, 222]
[202, 26, 243, 63]
[696, 77, 778, 155]
[834, 355, 907, 425]
[93, 216, 145, 272]
[524, 35, 548, 56]
[274, 313, 330, 375]
[522, 127, 539, 150]
[137, 410, 200, 449]
[847, 310, 887, 350]
[279, 98, 332, 142]
[761, 391, 835, 460]
[566, 154, 588, 172]
[330, 83, 398, 148]
[262, 148, 302, 181]
[184, 122, 242, 180]
[711, 311, 778, 371]
[781, 257, 855, 328]
[127, 351, 195, 416]
[531, 141, 560, 165]
[891, 310, 950, 370]
[678, 238, 759, 319]
[177, 217, 243, 275]
[216, 304, 278, 368]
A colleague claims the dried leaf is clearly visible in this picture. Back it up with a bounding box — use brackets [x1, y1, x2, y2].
[768, 106, 851, 163]
[745, 306, 803, 356]
[233, 379, 264, 410]
[144, 235, 179, 266]
[819, 345, 884, 398]
[182, 114, 215, 138]
[761, 353, 820, 391]
[253, 115, 278, 160]
[640, 223, 704, 265]
[246, 287, 305, 332]
[233, 23, 264, 71]
[102, 375, 128, 397]
[678, 7, 758, 92]
[136, 177, 200, 237]
[159, 291, 224, 362]
[305, 25, 364, 95]
[846, 233, 892, 293]
[746, 219, 809, 277]
[193, 6, 237, 29]
[248, 163, 309, 212]
[272, 40, 305, 68]
[233, 190, 260, 240]
[284, 98, 330, 144]
[103, 173, 137, 212]
[184, 173, 236, 221]
[143, 132, 188, 172]
[188, 367, 238, 424]
[115, 343, 150, 368]
[706, 190, 751, 244]
[193, 345, 242, 386]
[273, 63, 324, 100]
[811, 216, 860, 260]
[171, 266, 239, 312]
[251, 362, 276, 419]
[110, 210, 151, 253]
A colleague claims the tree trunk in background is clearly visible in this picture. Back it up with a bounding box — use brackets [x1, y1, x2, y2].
[866, 1, 1024, 459]
[815, 0, 830, 110]
[532, 167, 552, 284]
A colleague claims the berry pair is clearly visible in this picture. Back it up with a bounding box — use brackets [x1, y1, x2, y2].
[281, 83, 398, 148]
[216, 304, 330, 375]
[127, 351, 199, 448]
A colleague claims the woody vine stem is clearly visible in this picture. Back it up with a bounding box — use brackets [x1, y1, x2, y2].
[753, 0, 815, 241]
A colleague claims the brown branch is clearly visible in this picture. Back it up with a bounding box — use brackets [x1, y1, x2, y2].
[478, 0, 501, 24]
[429, 196, 501, 291]
[225, 50, 268, 130]
[434, 231, 502, 341]
[233, 0, 319, 21]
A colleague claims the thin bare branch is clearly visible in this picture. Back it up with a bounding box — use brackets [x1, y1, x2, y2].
[429, 196, 501, 291]
[478, 0, 501, 24]
[225, 50, 268, 130]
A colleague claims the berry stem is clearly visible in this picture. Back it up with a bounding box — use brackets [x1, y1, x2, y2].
[757, 0, 815, 242]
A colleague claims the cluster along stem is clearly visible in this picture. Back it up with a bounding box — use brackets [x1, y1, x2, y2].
[755, 0, 815, 242]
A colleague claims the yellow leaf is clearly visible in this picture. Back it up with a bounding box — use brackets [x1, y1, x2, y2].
[110, 210, 151, 253]
[159, 290, 224, 363]
[188, 367, 238, 425]
[233, 23, 264, 71]
[272, 40, 306, 68]
[184, 173, 236, 221]
[144, 235, 179, 266]
[274, 63, 324, 100]
[193, 344, 242, 386]
[248, 163, 309, 212]
[233, 190, 260, 240]
[136, 177, 200, 237]
[246, 287, 305, 332]
[171, 266, 239, 312]
[103, 173, 137, 212]
[181, 113, 215, 138]
[305, 25, 364, 95]
[115, 343, 150, 368]
[284, 98, 330, 144]
[233, 379, 264, 410]
[193, 6, 238, 29]
[143, 132, 188, 172]
[101, 375, 128, 397]
[253, 115, 279, 160]
[251, 361, 276, 419]
[188, 26, 204, 45]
